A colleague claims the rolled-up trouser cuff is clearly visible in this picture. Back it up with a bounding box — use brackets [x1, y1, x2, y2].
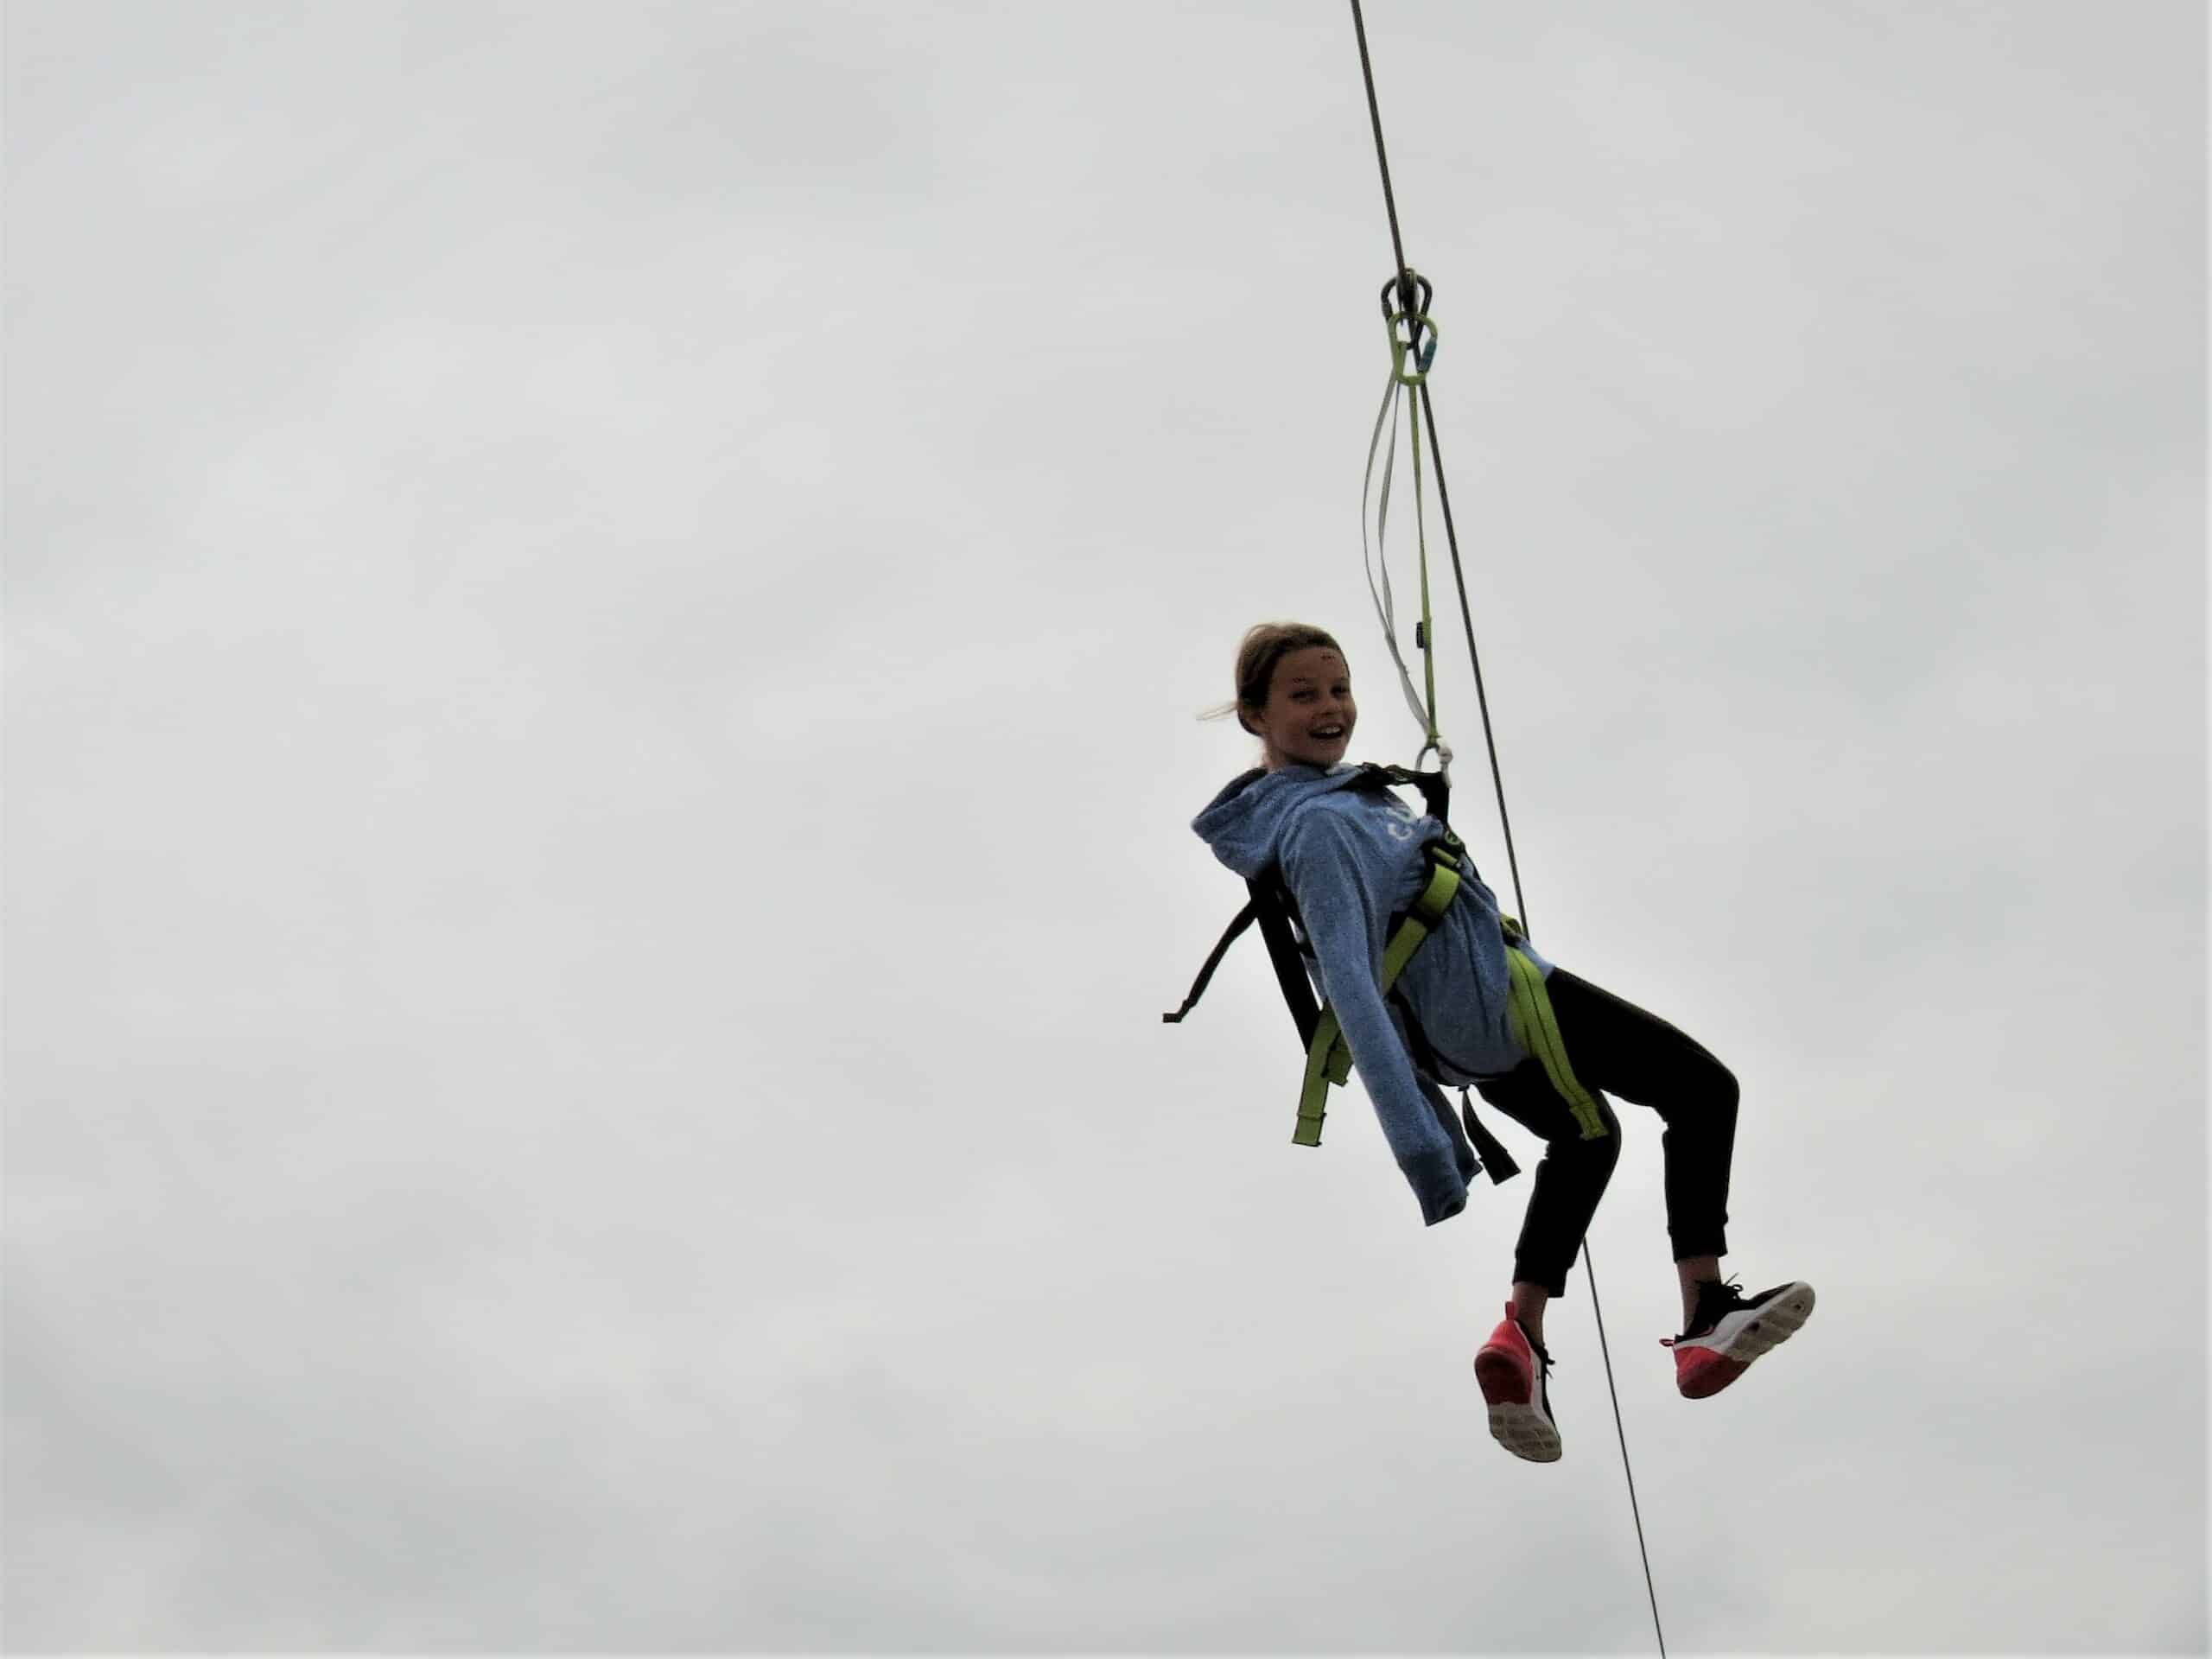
[1670, 1227, 1728, 1262]
[1511, 1253, 1573, 1300]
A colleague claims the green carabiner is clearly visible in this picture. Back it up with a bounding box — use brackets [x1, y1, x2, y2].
[1388, 309, 1440, 386]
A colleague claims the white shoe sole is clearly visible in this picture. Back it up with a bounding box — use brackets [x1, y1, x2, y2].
[1475, 1345, 1562, 1462]
[1706, 1281, 1815, 1363]
[1486, 1400, 1562, 1463]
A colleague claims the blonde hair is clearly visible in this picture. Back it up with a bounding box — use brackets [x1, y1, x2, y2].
[1200, 621, 1346, 736]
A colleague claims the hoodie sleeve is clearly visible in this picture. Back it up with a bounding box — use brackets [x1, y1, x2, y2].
[1280, 807, 1470, 1226]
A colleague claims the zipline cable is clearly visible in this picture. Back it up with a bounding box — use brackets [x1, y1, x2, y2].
[1348, 15, 1523, 938]
[1349, 0, 1412, 309]
[1345, 9, 1669, 1656]
[1584, 1245, 1667, 1659]
[1413, 381, 1529, 935]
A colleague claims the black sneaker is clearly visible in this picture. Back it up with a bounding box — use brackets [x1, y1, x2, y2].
[1662, 1278, 1815, 1399]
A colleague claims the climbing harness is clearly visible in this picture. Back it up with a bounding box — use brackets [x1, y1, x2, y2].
[1161, 763, 1523, 1183]
[1161, 769, 1602, 1166]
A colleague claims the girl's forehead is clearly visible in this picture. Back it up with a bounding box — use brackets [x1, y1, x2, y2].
[1276, 648, 1350, 683]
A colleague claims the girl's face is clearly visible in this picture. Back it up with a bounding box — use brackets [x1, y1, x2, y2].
[1248, 646, 1357, 771]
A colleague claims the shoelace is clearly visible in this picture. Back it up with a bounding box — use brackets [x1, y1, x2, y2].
[1518, 1326, 1556, 1414]
[1702, 1274, 1748, 1313]
[1661, 1277, 1748, 1348]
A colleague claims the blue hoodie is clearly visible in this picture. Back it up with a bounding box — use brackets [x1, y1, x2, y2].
[1192, 764, 1554, 1226]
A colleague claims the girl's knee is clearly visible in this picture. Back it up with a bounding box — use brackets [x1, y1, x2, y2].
[1675, 1048, 1738, 1122]
[1711, 1063, 1740, 1122]
[1558, 1102, 1622, 1170]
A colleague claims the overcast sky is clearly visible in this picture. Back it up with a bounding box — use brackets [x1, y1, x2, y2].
[5, 3, 2204, 1654]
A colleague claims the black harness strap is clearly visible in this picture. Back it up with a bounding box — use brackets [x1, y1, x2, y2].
[1160, 876, 1322, 1049]
[1249, 879, 1322, 1048]
[1160, 900, 1259, 1026]
[1393, 989, 1520, 1184]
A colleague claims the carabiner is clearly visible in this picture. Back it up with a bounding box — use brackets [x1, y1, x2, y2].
[1378, 270, 1433, 322]
[1380, 269, 1439, 386]
[1388, 309, 1440, 386]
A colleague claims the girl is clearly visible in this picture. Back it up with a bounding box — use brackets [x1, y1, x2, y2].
[1192, 622, 1813, 1463]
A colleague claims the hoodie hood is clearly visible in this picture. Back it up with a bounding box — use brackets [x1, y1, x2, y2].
[1192, 763, 1375, 880]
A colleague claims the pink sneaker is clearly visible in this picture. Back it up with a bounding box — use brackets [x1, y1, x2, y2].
[1663, 1279, 1815, 1399]
[1474, 1305, 1560, 1462]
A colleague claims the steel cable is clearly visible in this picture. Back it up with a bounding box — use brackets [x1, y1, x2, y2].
[1346, 7, 1669, 1655]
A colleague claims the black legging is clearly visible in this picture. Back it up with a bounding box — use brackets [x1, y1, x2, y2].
[1472, 969, 1738, 1297]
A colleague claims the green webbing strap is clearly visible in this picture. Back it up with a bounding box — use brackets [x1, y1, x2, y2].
[1363, 372, 1436, 748]
[1294, 1009, 1350, 1147]
[1406, 337, 1440, 760]
[1292, 849, 1463, 1146]
[1363, 282, 1451, 770]
[1503, 943, 1609, 1141]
